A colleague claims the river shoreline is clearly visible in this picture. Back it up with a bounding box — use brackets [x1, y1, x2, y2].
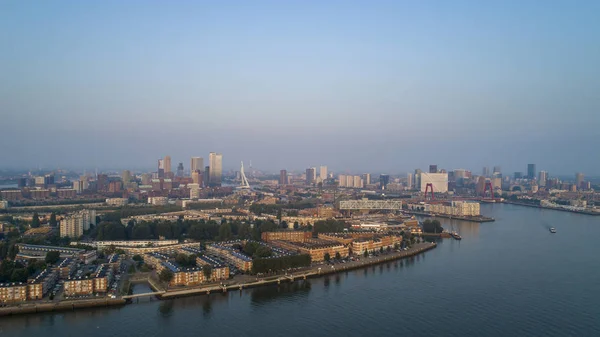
[502, 200, 600, 216]
[0, 243, 437, 316]
[404, 210, 495, 222]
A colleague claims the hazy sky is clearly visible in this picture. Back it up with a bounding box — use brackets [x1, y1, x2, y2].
[1, 1, 599, 175]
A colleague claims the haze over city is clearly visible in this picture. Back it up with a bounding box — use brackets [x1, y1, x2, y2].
[2, 1, 599, 174]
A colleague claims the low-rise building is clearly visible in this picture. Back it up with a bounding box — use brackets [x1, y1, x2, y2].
[261, 231, 312, 243]
[64, 277, 94, 296]
[206, 244, 253, 272]
[105, 198, 129, 206]
[27, 268, 58, 300]
[0, 283, 28, 304]
[270, 239, 348, 262]
[55, 258, 77, 279]
[196, 255, 230, 281]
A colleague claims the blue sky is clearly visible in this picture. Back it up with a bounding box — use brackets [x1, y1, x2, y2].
[1, 1, 599, 175]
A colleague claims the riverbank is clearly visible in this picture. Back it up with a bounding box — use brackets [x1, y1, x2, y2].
[503, 200, 600, 216]
[160, 242, 437, 299]
[0, 243, 437, 316]
[405, 210, 495, 222]
[0, 298, 126, 317]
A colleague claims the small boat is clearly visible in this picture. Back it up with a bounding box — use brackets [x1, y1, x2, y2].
[450, 231, 462, 240]
[549, 227, 556, 233]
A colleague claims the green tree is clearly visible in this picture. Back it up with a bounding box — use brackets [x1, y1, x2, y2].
[49, 212, 58, 227]
[31, 212, 40, 228]
[363, 250, 368, 258]
[238, 223, 251, 239]
[379, 246, 384, 253]
[202, 265, 213, 282]
[132, 255, 143, 262]
[324, 252, 331, 262]
[293, 221, 299, 230]
[335, 252, 342, 260]
[159, 269, 174, 284]
[45, 251, 61, 265]
[219, 222, 232, 241]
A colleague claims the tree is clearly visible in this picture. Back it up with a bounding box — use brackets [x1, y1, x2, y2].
[363, 250, 368, 258]
[132, 255, 143, 263]
[335, 252, 342, 260]
[45, 251, 61, 265]
[238, 223, 251, 239]
[386, 246, 391, 253]
[422, 219, 443, 233]
[379, 246, 384, 253]
[31, 212, 40, 228]
[324, 252, 331, 262]
[159, 269, 174, 284]
[219, 222, 232, 241]
[49, 212, 58, 227]
[293, 221, 299, 230]
[202, 265, 213, 282]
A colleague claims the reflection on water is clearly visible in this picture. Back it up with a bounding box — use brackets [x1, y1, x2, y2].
[250, 281, 312, 305]
[158, 300, 173, 317]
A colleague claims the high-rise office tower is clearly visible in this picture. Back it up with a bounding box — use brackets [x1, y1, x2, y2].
[305, 168, 316, 185]
[493, 166, 501, 175]
[121, 170, 132, 184]
[429, 165, 438, 173]
[158, 159, 165, 178]
[414, 169, 422, 189]
[176, 163, 184, 177]
[319, 166, 328, 181]
[279, 170, 288, 185]
[190, 157, 204, 175]
[208, 152, 222, 186]
[379, 174, 390, 190]
[576, 173, 584, 187]
[539, 171, 548, 187]
[527, 164, 536, 179]
[514, 172, 523, 180]
[362, 173, 371, 185]
[203, 166, 210, 187]
[482, 167, 490, 177]
[192, 170, 202, 185]
[164, 156, 172, 174]
[97, 174, 108, 192]
[407, 173, 413, 189]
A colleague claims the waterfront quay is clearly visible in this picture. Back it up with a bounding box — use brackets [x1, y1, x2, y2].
[405, 210, 495, 223]
[158, 242, 436, 299]
[503, 200, 600, 216]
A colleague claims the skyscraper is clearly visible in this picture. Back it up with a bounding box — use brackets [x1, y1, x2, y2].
[539, 171, 548, 187]
[576, 173, 584, 187]
[191, 157, 204, 175]
[482, 167, 490, 177]
[379, 174, 390, 190]
[208, 152, 222, 186]
[414, 169, 422, 189]
[176, 163, 184, 177]
[121, 170, 131, 184]
[319, 166, 328, 181]
[493, 166, 501, 175]
[305, 168, 315, 185]
[164, 156, 172, 174]
[362, 173, 371, 185]
[158, 159, 165, 178]
[192, 170, 203, 186]
[407, 173, 413, 189]
[429, 165, 438, 173]
[279, 170, 288, 185]
[204, 166, 210, 187]
[527, 164, 536, 179]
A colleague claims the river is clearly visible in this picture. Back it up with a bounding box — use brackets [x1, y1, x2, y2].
[1, 203, 599, 336]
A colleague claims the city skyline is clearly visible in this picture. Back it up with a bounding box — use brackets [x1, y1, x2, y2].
[2, 1, 599, 174]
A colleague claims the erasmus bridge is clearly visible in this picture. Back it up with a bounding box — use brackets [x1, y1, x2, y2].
[237, 161, 250, 189]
